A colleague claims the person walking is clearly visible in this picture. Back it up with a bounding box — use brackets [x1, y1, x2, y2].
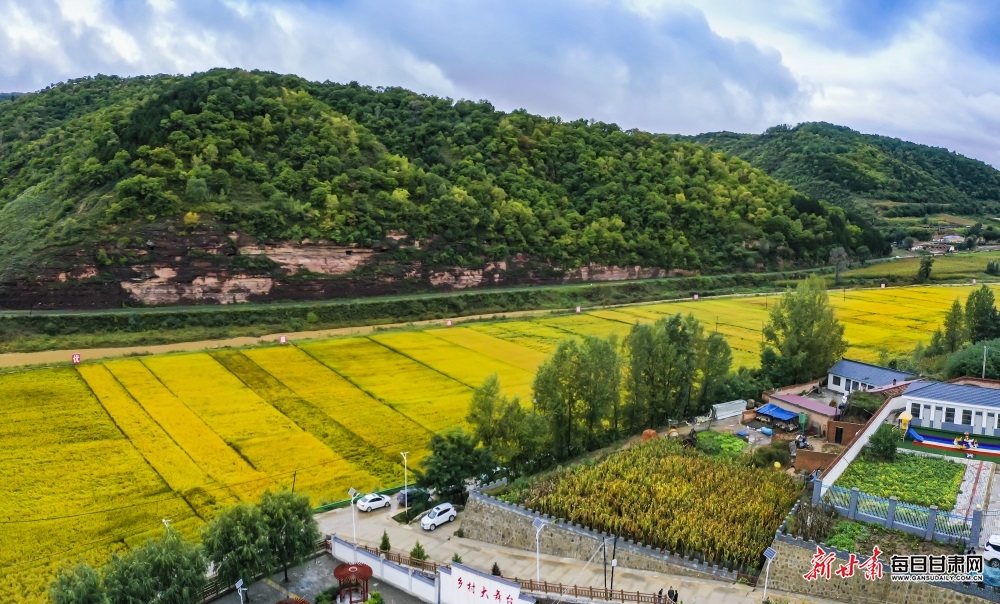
[670, 588, 679, 603]
[656, 589, 663, 604]
[666, 587, 675, 603]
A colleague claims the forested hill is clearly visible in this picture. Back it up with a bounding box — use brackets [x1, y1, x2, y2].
[688, 123, 1000, 219]
[0, 70, 873, 286]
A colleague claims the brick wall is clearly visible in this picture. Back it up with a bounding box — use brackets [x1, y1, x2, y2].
[826, 420, 866, 445]
[794, 450, 838, 474]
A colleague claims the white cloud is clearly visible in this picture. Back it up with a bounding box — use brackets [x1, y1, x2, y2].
[0, 0, 997, 167]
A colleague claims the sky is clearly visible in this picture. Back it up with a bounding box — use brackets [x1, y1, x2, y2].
[0, 0, 998, 167]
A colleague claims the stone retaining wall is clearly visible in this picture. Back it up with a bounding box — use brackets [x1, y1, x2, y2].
[462, 492, 737, 582]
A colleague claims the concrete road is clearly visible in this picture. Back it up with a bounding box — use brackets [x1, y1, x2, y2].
[316, 500, 846, 604]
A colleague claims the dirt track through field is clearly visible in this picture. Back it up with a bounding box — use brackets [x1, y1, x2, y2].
[2, 281, 991, 370]
[0, 308, 564, 368]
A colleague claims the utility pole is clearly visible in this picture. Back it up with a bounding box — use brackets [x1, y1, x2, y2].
[609, 536, 618, 591]
[291, 470, 297, 493]
[401, 451, 409, 521]
[603, 538, 607, 591]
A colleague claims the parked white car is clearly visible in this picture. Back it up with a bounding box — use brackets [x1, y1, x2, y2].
[420, 503, 457, 531]
[984, 535, 1000, 568]
[356, 493, 391, 512]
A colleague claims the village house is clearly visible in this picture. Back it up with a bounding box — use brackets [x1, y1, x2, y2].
[826, 359, 916, 394]
[901, 381, 1000, 436]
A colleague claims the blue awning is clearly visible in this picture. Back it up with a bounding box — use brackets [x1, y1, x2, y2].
[756, 403, 798, 422]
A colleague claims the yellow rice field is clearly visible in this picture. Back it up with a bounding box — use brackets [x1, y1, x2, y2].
[1, 283, 995, 602]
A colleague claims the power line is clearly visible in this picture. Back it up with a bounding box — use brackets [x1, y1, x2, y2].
[0, 524, 159, 571]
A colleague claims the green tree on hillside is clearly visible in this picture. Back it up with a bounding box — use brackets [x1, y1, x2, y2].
[966, 286, 1000, 343]
[855, 245, 871, 266]
[760, 275, 847, 385]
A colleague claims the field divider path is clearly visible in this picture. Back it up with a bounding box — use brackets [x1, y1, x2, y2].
[369, 331, 535, 400]
[103, 359, 273, 501]
[209, 350, 400, 488]
[364, 335, 479, 391]
[140, 353, 369, 502]
[299, 338, 471, 433]
[241, 346, 433, 460]
[76, 364, 235, 519]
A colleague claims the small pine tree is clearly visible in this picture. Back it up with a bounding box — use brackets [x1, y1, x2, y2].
[452, 552, 463, 563]
[410, 541, 428, 561]
[491, 562, 502, 576]
[379, 530, 391, 552]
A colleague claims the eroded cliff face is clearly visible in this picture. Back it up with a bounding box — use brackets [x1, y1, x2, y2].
[0, 229, 697, 309]
[237, 244, 374, 275]
[120, 268, 275, 305]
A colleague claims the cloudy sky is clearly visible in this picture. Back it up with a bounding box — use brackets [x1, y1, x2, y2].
[1, 0, 998, 166]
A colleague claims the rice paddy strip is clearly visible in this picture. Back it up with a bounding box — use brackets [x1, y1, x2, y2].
[104, 359, 270, 501]
[425, 327, 548, 373]
[540, 314, 631, 339]
[77, 364, 238, 518]
[141, 354, 358, 504]
[242, 346, 432, 461]
[371, 331, 536, 400]
[301, 338, 472, 433]
[210, 350, 398, 491]
[467, 321, 566, 353]
[0, 367, 197, 603]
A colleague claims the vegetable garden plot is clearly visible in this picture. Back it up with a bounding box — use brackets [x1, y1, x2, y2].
[511, 438, 799, 569]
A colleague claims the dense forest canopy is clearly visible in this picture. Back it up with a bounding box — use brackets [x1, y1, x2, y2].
[688, 123, 1000, 219]
[0, 70, 877, 281]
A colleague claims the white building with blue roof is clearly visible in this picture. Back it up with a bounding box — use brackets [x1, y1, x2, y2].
[826, 358, 917, 395]
[901, 381, 1000, 436]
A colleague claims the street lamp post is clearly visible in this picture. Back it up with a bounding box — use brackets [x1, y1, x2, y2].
[532, 518, 547, 582]
[401, 451, 409, 520]
[348, 487, 359, 546]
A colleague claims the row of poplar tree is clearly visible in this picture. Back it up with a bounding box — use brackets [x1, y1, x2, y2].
[445, 276, 848, 485]
[50, 491, 319, 604]
[456, 313, 733, 477]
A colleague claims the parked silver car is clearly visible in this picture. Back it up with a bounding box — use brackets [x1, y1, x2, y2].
[420, 503, 456, 531]
[356, 493, 391, 512]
